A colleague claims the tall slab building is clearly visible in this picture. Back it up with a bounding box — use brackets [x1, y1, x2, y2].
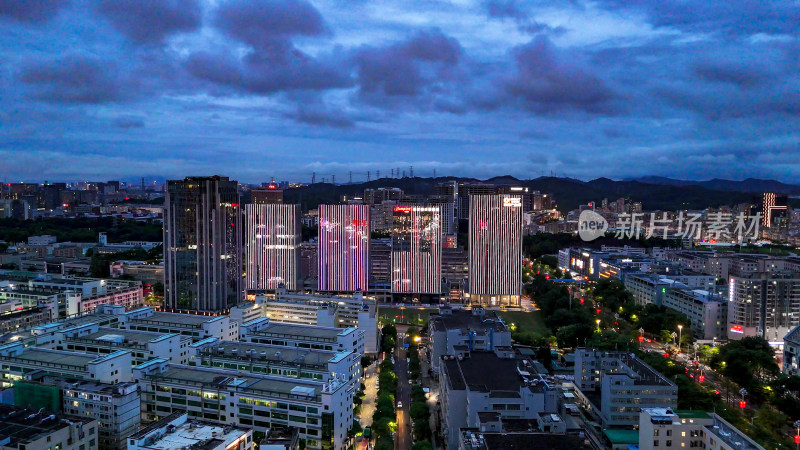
[245, 203, 301, 291]
[318, 205, 370, 291]
[468, 194, 523, 306]
[391, 205, 442, 295]
[164, 176, 242, 311]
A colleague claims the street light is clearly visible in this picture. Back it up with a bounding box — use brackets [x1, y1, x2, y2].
[596, 319, 601, 332]
[677, 325, 683, 354]
[739, 388, 748, 409]
[794, 420, 800, 450]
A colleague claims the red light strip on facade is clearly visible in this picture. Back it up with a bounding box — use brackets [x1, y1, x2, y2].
[468, 195, 523, 296]
[391, 206, 441, 294]
[318, 204, 370, 291]
[245, 204, 301, 290]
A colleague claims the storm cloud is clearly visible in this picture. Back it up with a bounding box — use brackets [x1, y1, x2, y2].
[0, 0, 799, 183]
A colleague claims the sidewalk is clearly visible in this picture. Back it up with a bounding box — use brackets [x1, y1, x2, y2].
[358, 361, 378, 427]
[418, 347, 444, 450]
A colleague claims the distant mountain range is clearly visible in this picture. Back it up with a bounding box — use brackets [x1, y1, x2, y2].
[629, 176, 800, 194]
[285, 176, 800, 212]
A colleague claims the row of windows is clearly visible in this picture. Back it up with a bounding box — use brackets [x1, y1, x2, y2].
[239, 397, 318, 414]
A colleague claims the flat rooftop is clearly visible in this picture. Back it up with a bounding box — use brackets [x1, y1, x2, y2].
[430, 310, 508, 333]
[0, 287, 62, 297]
[54, 379, 138, 395]
[79, 327, 183, 344]
[604, 429, 640, 445]
[196, 340, 339, 366]
[131, 414, 249, 450]
[8, 348, 98, 368]
[0, 404, 95, 447]
[443, 351, 531, 393]
[152, 365, 328, 398]
[32, 313, 120, 333]
[461, 431, 585, 450]
[144, 311, 219, 325]
[253, 322, 349, 340]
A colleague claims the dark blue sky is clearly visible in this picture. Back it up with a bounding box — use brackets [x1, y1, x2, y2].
[1, 0, 799, 184]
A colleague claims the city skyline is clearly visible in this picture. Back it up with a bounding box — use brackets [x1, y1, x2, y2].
[2, 1, 799, 183]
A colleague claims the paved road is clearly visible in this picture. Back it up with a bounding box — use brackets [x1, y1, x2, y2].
[520, 296, 537, 311]
[395, 342, 412, 450]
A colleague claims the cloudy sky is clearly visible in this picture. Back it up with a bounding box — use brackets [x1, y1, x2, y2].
[1, 0, 799, 184]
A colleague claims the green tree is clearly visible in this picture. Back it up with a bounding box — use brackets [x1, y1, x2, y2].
[556, 323, 594, 348]
[90, 253, 110, 278]
[710, 337, 779, 399]
[587, 330, 636, 351]
[411, 442, 434, 450]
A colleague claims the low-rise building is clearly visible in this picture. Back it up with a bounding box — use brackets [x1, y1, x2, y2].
[439, 348, 559, 449]
[134, 360, 353, 450]
[0, 273, 143, 318]
[240, 318, 365, 356]
[109, 261, 164, 286]
[0, 404, 99, 450]
[187, 338, 360, 386]
[638, 408, 764, 450]
[0, 305, 52, 335]
[624, 274, 673, 307]
[59, 380, 141, 450]
[574, 349, 677, 428]
[52, 324, 192, 366]
[429, 306, 511, 374]
[120, 308, 239, 342]
[234, 290, 379, 354]
[662, 289, 727, 340]
[0, 342, 132, 384]
[783, 324, 800, 376]
[728, 272, 800, 342]
[458, 428, 584, 450]
[127, 411, 253, 450]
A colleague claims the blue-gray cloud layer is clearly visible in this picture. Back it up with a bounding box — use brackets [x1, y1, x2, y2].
[1, 0, 799, 183]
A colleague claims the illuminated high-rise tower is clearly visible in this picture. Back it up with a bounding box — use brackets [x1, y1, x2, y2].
[318, 205, 370, 291]
[391, 205, 442, 294]
[245, 203, 301, 291]
[762, 192, 788, 228]
[468, 194, 523, 306]
[164, 176, 242, 311]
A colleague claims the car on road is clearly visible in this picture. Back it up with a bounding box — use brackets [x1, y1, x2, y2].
[397, 401, 402, 408]
[409, 380, 413, 385]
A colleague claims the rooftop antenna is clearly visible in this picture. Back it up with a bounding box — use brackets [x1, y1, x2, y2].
[391, 169, 394, 178]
